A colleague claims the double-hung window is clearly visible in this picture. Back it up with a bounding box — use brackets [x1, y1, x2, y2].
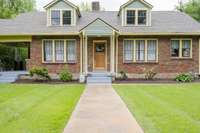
[126, 10, 135, 25]
[123, 39, 158, 63]
[51, 10, 60, 26]
[43, 40, 53, 62]
[138, 10, 147, 25]
[171, 39, 192, 58]
[63, 10, 71, 25]
[55, 40, 64, 62]
[67, 40, 76, 62]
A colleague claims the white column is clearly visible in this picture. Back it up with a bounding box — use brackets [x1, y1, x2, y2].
[110, 32, 115, 74]
[84, 36, 88, 74]
[79, 35, 83, 74]
[116, 35, 119, 74]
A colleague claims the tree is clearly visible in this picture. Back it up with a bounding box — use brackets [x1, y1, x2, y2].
[176, 0, 200, 22]
[0, 0, 36, 18]
[79, 1, 105, 11]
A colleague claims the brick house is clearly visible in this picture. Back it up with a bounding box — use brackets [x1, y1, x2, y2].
[0, 0, 200, 80]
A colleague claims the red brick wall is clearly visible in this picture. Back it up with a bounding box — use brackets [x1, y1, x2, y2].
[118, 36, 200, 78]
[27, 36, 80, 74]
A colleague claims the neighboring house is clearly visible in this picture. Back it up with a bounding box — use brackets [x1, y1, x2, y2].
[0, 0, 200, 80]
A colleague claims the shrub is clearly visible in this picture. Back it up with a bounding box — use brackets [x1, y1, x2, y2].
[59, 66, 72, 82]
[175, 73, 194, 82]
[30, 67, 51, 80]
[119, 71, 128, 80]
[144, 69, 157, 80]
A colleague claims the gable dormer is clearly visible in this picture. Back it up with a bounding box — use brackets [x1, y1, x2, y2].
[44, 0, 81, 26]
[118, 0, 153, 26]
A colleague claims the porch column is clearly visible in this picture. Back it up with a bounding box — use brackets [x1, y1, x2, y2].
[115, 35, 119, 74]
[84, 35, 88, 74]
[80, 35, 83, 74]
[110, 32, 115, 74]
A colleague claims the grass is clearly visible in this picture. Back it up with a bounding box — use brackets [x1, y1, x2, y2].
[0, 84, 85, 133]
[114, 84, 200, 133]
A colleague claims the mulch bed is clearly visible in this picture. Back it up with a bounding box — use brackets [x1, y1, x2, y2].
[14, 79, 82, 84]
[113, 79, 200, 84]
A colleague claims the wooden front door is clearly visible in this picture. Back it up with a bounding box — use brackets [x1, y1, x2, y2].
[94, 42, 106, 70]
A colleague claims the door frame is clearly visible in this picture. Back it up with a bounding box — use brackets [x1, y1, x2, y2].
[93, 40, 107, 71]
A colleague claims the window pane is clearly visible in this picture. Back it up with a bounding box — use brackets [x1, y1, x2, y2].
[43, 40, 53, 62]
[127, 10, 135, 25]
[67, 40, 76, 62]
[63, 10, 71, 25]
[171, 40, 180, 57]
[124, 40, 134, 61]
[147, 40, 157, 61]
[182, 40, 191, 57]
[51, 10, 60, 25]
[55, 40, 64, 62]
[136, 40, 145, 61]
[138, 10, 146, 25]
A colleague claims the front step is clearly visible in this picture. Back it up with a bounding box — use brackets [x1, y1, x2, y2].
[87, 73, 112, 84]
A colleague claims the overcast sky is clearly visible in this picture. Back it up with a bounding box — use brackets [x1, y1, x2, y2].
[36, 0, 188, 11]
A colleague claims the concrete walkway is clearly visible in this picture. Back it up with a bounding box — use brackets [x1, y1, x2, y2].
[63, 84, 144, 133]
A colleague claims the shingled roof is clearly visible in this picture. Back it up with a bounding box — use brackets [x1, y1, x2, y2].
[0, 11, 200, 35]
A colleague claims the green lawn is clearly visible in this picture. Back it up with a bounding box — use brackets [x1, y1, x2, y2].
[0, 84, 84, 133]
[114, 84, 200, 133]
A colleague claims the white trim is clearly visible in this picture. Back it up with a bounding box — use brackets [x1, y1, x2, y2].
[116, 35, 119, 74]
[199, 38, 200, 74]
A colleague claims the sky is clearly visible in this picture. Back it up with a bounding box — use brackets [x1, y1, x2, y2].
[36, 0, 188, 11]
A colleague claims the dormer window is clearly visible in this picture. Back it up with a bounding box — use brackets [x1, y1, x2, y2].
[126, 9, 147, 26]
[50, 10, 72, 26]
[138, 10, 147, 25]
[63, 10, 71, 25]
[127, 10, 135, 25]
[51, 10, 60, 26]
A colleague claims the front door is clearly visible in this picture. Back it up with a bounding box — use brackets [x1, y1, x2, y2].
[94, 42, 106, 70]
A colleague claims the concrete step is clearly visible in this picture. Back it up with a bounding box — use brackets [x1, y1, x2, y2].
[87, 76, 112, 84]
[88, 72, 111, 77]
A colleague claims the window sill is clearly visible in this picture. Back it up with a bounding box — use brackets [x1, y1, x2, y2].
[171, 57, 193, 60]
[42, 61, 77, 64]
[123, 61, 158, 64]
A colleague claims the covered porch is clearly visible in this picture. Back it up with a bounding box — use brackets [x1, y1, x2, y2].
[79, 18, 119, 77]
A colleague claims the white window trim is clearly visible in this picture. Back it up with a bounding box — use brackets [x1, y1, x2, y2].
[49, 9, 73, 26]
[42, 39, 77, 63]
[124, 8, 149, 26]
[123, 38, 158, 63]
[171, 38, 193, 59]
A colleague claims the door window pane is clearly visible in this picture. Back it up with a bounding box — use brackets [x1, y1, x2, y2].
[136, 40, 145, 61]
[138, 10, 147, 25]
[43, 40, 53, 62]
[171, 40, 180, 57]
[51, 10, 60, 26]
[63, 10, 71, 25]
[124, 40, 134, 61]
[127, 10, 135, 25]
[67, 40, 76, 62]
[147, 40, 157, 61]
[182, 40, 191, 57]
[55, 40, 64, 62]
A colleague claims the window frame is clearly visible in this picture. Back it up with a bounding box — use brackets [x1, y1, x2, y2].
[66, 39, 77, 63]
[62, 10, 72, 25]
[123, 39, 158, 63]
[42, 39, 77, 63]
[125, 8, 148, 26]
[50, 9, 73, 26]
[171, 39, 193, 59]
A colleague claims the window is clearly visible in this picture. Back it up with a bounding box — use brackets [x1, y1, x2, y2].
[67, 40, 76, 62]
[171, 39, 192, 58]
[43, 40, 53, 62]
[123, 39, 158, 63]
[147, 40, 157, 61]
[124, 40, 134, 62]
[138, 10, 147, 25]
[182, 40, 191, 57]
[55, 40, 64, 62]
[136, 40, 145, 61]
[51, 10, 60, 26]
[63, 10, 71, 25]
[126, 10, 135, 25]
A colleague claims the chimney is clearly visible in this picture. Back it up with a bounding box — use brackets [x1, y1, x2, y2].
[92, 1, 100, 11]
